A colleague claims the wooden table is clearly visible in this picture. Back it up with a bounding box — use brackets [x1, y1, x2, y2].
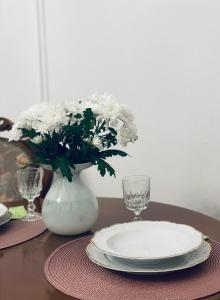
[1, 198, 220, 300]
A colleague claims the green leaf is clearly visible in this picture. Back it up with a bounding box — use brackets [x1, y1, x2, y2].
[75, 113, 82, 119]
[59, 162, 73, 182]
[82, 108, 95, 131]
[96, 158, 116, 177]
[35, 155, 51, 165]
[51, 156, 73, 182]
[108, 127, 117, 135]
[95, 120, 106, 134]
[98, 149, 128, 159]
[101, 131, 117, 148]
[21, 128, 38, 139]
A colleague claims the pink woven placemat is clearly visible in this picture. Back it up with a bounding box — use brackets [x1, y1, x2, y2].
[44, 236, 220, 300]
[0, 219, 47, 249]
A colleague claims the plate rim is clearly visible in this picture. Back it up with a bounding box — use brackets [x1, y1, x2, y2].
[86, 241, 211, 274]
[0, 216, 10, 226]
[91, 221, 204, 261]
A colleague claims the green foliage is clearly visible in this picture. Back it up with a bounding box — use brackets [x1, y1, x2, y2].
[98, 149, 127, 159]
[96, 158, 116, 177]
[22, 128, 38, 139]
[51, 156, 73, 182]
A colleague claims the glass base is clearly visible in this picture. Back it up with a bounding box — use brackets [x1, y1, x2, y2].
[21, 212, 42, 222]
[133, 216, 142, 221]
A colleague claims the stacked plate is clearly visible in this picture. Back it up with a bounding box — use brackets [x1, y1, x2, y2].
[86, 221, 211, 274]
[0, 203, 10, 226]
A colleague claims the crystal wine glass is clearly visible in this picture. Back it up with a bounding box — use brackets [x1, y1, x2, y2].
[122, 175, 150, 221]
[16, 166, 43, 221]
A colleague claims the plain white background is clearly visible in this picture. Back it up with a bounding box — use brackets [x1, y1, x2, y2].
[1, 0, 220, 218]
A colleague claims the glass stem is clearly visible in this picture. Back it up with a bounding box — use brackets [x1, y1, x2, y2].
[133, 211, 142, 221]
[27, 199, 36, 216]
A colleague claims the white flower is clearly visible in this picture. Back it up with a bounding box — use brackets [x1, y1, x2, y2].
[119, 105, 134, 124]
[16, 103, 69, 135]
[92, 136, 103, 150]
[117, 124, 138, 147]
[78, 99, 102, 116]
[86, 93, 138, 147]
[87, 94, 135, 126]
[8, 94, 138, 151]
[109, 119, 120, 130]
[69, 116, 77, 125]
[8, 128, 23, 141]
[34, 104, 69, 134]
[31, 135, 43, 144]
[85, 94, 118, 119]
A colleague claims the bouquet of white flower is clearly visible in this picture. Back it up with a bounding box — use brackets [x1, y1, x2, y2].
[9, 94, 138, 181]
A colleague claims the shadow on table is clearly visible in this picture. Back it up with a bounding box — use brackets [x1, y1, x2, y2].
[42, 229, 93, 258]
[46, 286, 72, 300]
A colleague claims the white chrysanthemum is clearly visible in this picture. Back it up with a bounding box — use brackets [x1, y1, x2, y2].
[20, 103, 50, 128]
[117, 124, 138, 147]
[78, 98, 102, 116]
[9, 95, 138, 150]
[87, 94, 135, 126]
[31, 135, 43, 144]
[8, 128, 23, 141]
[35, 104, 69, 134]
[88, 93, 121, 119]
[119, 105, 134, 124]
[9, 102, 71, 140]
[69, 116, 77, 125]
[109, 119, 120, 130]
[92, 136, 103, 150]
[86, 93, 138, 147]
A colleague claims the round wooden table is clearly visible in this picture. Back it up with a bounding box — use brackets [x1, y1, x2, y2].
[1, 198, 220, 300]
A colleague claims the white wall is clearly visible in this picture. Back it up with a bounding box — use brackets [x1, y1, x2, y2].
[0, 0, 41, 120]
[1, 0, 220, 218]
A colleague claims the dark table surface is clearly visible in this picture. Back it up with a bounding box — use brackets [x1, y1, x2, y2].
[1, 198, 220, 300]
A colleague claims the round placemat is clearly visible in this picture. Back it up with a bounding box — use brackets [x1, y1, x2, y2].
[44, 236, 220, 300]
[0, 219, 47, 249]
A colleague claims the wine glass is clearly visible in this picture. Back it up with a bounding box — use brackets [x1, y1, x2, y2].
[122, 175, 150, 221]
[16, 166, 43, 221]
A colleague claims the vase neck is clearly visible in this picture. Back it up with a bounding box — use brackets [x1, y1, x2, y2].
[51, 163, 91, 182]
[54, 168, 81, 181]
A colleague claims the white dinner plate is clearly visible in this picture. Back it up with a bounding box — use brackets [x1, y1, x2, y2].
[0, 204, 11, 226]
[0, 217, 10, 227]
[91, 221, 203, 262]
[86, 241, 211, 275]
[0, 203, 8, 217]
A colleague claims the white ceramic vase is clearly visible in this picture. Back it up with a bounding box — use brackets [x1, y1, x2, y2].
[42, 163, 98, 235]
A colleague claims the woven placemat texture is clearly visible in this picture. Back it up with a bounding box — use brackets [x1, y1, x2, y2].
[44, 236, 220, 300]
[0, 219, 47, 249]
